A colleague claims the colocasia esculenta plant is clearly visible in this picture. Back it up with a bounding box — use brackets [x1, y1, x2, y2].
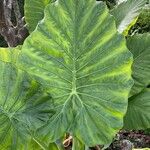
[0, 0, 149, 149]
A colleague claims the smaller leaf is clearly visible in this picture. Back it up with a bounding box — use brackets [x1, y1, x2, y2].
[124, 88, 150, 130]
[122, 17, 138, 36]
[0, 48, 54, 149]
[111, 0, 147, 33]
[127, 33, 150, 96]
[25, 0, 53, 33]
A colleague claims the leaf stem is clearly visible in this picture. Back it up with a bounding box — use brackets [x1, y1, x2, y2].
[85, 146, 90, 150]
[33, 137, 47, 150]
[56, 139, 65, 150]
[72, 137, 85, 150]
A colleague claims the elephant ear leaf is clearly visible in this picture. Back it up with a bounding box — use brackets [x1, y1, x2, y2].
[124, 88, 150, 130]
[25, 0, 54, 33]
[18, 0, 133, 146]
[0, 48, 53, 149]
[111, 0, 147, 33]
[127, 33, 150, 97]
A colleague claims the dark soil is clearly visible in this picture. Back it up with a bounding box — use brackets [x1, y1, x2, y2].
[64, 130, 150, 150]
[105, 130, 150, 150]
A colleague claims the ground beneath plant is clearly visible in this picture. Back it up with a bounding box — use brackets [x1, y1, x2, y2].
[64, 130, 150, 150]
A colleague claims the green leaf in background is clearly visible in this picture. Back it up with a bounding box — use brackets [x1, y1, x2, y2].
[130, 5, 150, 34]
[111, 0, 147, 33]
[0, 48, 53, 149]
[25, 0, 52, 33]
[127, 34, 150, 97]
[124, 88, 150, 130]
[18, 0, 133, 146]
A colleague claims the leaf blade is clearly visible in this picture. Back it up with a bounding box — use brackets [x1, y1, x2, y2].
[111, 0, 147, 33]
[19, 0, 133, 146]
[124, 88, 150, 129]
[0, 48, 53, 149]
[127, 33, 150, 96]
[25, 0, 53, 33]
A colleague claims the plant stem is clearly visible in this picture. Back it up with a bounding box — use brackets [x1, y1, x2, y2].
[56, 139, 65, 150]
[85, 146, 90, 150]
[72, 137, 85, 150]
[33, 137, 47, 150]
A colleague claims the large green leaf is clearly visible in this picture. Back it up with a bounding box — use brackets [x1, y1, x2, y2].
[18, 0, 133, 146]
[25, 0, 52, 33]
[127, 34, 150, 97]
[111, 0, 147, 33]
[0, 48, 53, 149]
[124, 88, 150, 129]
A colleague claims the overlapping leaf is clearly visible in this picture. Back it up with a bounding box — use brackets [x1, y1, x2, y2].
[25, 0, 52, 32]
[117, 0, 127, 5]
[18, 0, 133, 146]
[111, 0, 147, 33]
[124, 88, 150, 129]
[0, 48, 53, 149]
[127, 34, 150, 96]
